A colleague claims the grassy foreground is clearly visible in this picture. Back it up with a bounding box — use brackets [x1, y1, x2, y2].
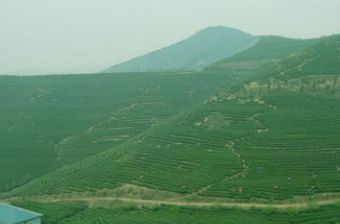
[13, 200, 340, 224]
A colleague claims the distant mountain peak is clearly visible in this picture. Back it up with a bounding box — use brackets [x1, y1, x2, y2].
[197, 26, 246, 33]
[103, 26, 259, 73]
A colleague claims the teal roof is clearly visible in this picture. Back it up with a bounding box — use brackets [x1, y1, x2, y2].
[0, 203, 42, 224]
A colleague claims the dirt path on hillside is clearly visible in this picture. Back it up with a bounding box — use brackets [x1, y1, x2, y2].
[7, 196, 340, 210]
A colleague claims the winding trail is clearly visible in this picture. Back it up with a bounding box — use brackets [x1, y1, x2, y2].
[7, 195, 340, 210]
[191, 139, 248, 196]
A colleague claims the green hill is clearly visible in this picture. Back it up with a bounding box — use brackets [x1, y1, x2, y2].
[1, 33, 340, 223]
[103, 26, 259, 73]
[273, 34, 340, 79]
[217, 36, 317, 62]
[207, 36, 319, 72]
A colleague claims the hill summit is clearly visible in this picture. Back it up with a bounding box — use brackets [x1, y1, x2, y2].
[103, 26, 259, 73]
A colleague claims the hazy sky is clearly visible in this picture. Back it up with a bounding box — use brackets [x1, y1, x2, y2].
[1, 0, 340, 75]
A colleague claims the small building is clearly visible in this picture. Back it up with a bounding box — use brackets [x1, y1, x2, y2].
[0, 203, 42, 224]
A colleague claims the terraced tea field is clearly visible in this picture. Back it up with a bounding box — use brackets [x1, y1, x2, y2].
[7, 82, 340, 201]
[4, 98, 264, 196]
[0, 72, 237, 192]
[202, 92, 340, 200]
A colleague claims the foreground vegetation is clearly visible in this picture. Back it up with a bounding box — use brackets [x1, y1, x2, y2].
[13, 201, 340, 224]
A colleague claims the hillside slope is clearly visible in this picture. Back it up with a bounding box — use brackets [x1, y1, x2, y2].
[0, 72, 238, 193]
[103, 26, 259, 73]
[207, 36, 318, 72]
[273, 34, 340, 79]
[4, 35, 340, 201]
